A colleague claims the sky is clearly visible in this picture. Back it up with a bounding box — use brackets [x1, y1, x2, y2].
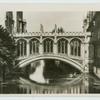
[23, 11, 87, 32]
[0, 3, 88, 33]
[0, 11, 87, 32]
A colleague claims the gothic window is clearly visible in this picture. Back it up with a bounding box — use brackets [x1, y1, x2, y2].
[43, 38, 53, 53]
[57, 38, 68, 54]
[17, 39, 27, 57]
[70, 39, 81, 56]
[30, 39, 39, 54]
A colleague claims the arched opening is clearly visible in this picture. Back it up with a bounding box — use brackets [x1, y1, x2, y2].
[18, 55, 83, 72]
[17, 39, 27, 57]
[29, 38, 40, 54]
[70, 38, 81, 57]
[43, 38, 53, 53]
[17, 55, 83, 86]
[57, 38, 68, 54]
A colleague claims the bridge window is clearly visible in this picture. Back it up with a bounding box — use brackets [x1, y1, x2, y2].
[70, 39, 81, 56]
[17, 39, 27, 57]
[30, 39, 39, 54]
[57, 38, 68, 54]
[43, 38, 53, 53]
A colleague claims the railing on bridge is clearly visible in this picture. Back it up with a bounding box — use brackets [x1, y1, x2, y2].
[13, 32, 91, 37]
[13, 32, 85, 37]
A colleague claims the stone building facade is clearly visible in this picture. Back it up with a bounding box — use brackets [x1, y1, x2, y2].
[84, 11, 100, 76]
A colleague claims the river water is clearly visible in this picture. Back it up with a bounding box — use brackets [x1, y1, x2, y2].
[0, 59, 100, 94]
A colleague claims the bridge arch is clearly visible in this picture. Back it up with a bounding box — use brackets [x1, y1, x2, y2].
[57, 37, 69, 42]
[17, 54, 84, 72]
[29, 37, 40, 42]
[42, 37, 54, 42]
[70, 37, 82, 43]
[16, 38, 28, 43]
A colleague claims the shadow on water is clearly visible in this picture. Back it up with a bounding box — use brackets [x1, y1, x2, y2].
[0, 59, 100, 94]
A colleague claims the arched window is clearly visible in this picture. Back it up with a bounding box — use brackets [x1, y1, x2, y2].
[43, 38, 53, 53]
[30, 38, 39, 54]
[70, 39, 81, 56]
[17, 39, 27, 57]
[57, 38, 68, 54]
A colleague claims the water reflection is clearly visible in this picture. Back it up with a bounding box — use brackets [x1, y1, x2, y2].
[0, 59, 100, 94]
[23, 59, 81, 84]
[29, 60, 48, 84]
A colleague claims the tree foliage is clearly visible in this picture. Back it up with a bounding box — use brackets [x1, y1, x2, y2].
[0, 25, 16, 71]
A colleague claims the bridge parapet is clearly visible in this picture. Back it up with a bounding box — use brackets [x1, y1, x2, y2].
[13, 32, 91, 37]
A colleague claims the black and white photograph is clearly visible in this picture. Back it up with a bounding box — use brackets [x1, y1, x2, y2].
[0, 3, 100, 95]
